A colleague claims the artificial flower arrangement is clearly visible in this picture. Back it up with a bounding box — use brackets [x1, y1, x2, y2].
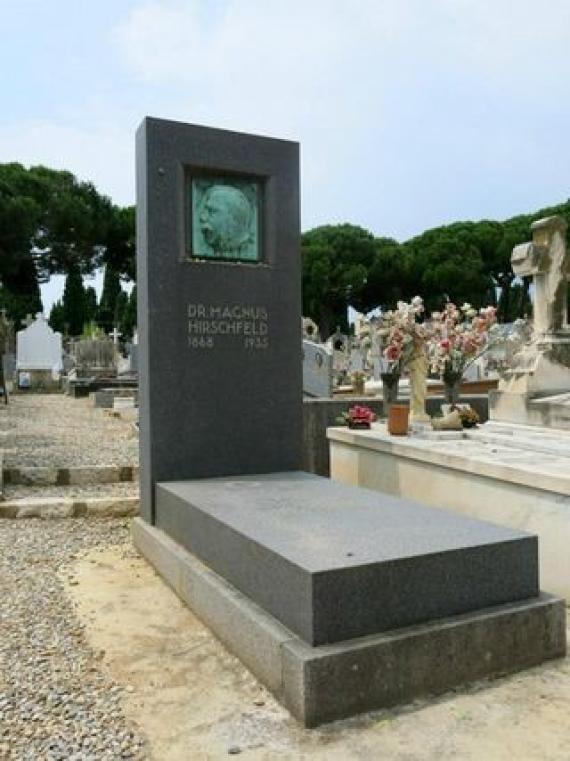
[336, 404, 377, 429]
[378, 297, 431, 374]
[426, 302, 498, 384]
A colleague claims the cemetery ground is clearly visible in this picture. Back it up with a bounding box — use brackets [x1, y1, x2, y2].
[1, 394, 570, 759]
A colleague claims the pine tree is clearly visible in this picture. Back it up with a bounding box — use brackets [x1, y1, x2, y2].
[0, 254, 43, 326]
[62, 262, 86, 336]
[84, 286, 98, 326]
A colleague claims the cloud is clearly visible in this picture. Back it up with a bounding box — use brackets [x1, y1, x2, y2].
[112, 1, 570, 237]
[3, 0, 570, 245]
[0, 120, 135, 206]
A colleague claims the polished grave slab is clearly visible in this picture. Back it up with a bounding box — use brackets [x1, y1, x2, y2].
[133, 515, 565, 727]
[155, 472, 538, 646]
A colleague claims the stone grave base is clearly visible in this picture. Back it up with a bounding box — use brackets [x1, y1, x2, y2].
[132, 472, 565, 726]
[66, 376, 138, 398]
[328, 421, 570, 599]
[94, 388, 138, 409]
[490, 389, 570, 429]
[16, 369, 60, 392]
[133, 518, 565, 727]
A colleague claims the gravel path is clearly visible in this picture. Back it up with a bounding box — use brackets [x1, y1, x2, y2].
[0, 518, 147, 760]
[3, 395, 138, 469]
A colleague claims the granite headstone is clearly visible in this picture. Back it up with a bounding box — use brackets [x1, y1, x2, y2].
[136, 118, 302, 522]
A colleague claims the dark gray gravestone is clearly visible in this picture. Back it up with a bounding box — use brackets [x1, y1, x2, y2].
[136, 118, 302, 522]
[155, 472, 538, 646]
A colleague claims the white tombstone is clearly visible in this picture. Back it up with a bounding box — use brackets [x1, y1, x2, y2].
[326, 330, 349, 371]
[17, 313, 63, 372]
[302, 340, 333, 398]
[302, 317, 320, 342]
[349, 347, 364, 373]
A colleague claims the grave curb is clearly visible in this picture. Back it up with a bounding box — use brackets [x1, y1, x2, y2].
[3, 465, 139, 487]
[0, 496, 139, 519]
[132, 517, 567, 727]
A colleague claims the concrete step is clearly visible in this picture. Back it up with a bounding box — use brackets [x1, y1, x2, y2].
[0, 495, 139, 519]
[3, 464, 139, 487]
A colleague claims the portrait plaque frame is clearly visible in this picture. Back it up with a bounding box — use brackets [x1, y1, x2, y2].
[185, 172, 264, 263]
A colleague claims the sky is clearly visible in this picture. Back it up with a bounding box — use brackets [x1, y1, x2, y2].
[2, 0, 570, 314]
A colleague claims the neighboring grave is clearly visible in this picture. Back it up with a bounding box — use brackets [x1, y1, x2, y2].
[0, 311, 15, 394]
[71, 338, 117, 379]
[133, 118, 565, 727]
[302, 316, 320, 342]
[491, 216, 570, 425]
[302, 340, 333, 397]
[349, 342, 365, 373]
[125, 330, 139, 375]
[327, 328, 349, 384]
[16, 313, 62, 390]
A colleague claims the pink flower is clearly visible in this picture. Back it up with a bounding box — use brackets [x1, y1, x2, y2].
[384, 344, 401, 361]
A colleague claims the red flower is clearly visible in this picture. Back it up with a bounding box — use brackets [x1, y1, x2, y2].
[348, 405, 376, 422]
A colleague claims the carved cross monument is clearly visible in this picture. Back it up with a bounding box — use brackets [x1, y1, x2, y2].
[491, 215, 570, 423]
[511, 216, 569, 337]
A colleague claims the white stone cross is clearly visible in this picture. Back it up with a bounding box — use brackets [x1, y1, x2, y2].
[109, 327, 122, 345]
[511, 216, 569, 336]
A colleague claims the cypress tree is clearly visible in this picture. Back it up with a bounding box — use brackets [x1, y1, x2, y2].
[48, 300, 65, 333]
[98, 264, 122, 333]
[120, 285, 137, 339]
[84, 286, 98, 326]
[62, 262, 86, 336]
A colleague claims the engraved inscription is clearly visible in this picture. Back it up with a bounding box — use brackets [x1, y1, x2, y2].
[188, 303, 269, 350]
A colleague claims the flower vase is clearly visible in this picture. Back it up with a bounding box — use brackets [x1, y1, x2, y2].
[442, 371, 462, 404]
[387, 404, 409, 435]
[381, 372, 400, 408]
[352, 379, 365, 395]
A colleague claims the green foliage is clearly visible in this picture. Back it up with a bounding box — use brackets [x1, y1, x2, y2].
[399, 223, 491, 313]
[0, 162, 136, 326]
[301, 224, 376, 337]
[302, 200, 570, 336]
[48, 300, 65, 334]
[62, 261, 87, 336]
[0, 255, 43, 327]
[104, 206, 136, 281]
[98, 264, 123, 333]
[120, 286, 137, 339]
[81, 321, 105, 339]
[360, 237, 405, 312]
[84, 286, 98, 325]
